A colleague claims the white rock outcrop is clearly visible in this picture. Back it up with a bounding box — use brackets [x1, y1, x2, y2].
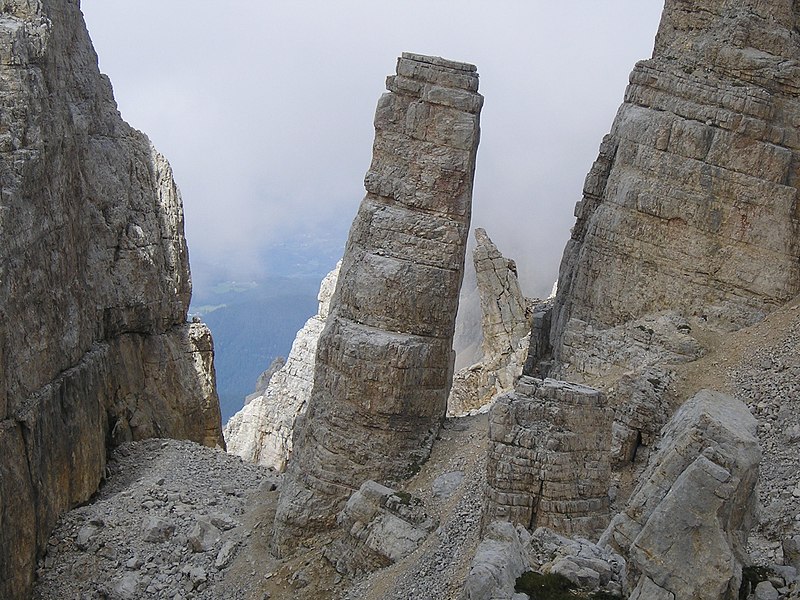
[224, 263, 340, 471]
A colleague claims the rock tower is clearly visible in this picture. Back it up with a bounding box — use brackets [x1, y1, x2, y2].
[485, 377, 613, 538]
[0, 2, 222, 597]
[536, 0, 800, 378]
[273, 52, 483, 554]
[448, 228, 533, 415]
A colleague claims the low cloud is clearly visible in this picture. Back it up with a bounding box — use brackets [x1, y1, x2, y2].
[82, 0, 663, 296]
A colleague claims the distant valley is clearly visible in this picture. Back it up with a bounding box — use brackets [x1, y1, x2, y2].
[190, 235, 345, 422]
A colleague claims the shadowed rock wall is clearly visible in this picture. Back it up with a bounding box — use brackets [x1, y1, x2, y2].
[0, 2, 223, 597]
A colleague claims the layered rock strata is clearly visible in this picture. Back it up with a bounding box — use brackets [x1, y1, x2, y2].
[224, 263, 339, 471]
[536, 0, 800, 379]
[484, 377, 613, 538]
[273, 52, 482, 555]
[601, 389, 760, 600]
[0, 2, 222, 597]
[448, 228, 533, 416]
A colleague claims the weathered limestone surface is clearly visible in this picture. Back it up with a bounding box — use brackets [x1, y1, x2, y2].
[484, 377, 613, 538]
[0, 2, 222, 597]
[601, 390, 760, 600]
[448, 229, 533, 416]
[540, 0, 800, 378]
[461, 521, 532, 600]
[273, 52, 482, 555]
[325, 480, 436, 577]
[224, 263, 339, 471]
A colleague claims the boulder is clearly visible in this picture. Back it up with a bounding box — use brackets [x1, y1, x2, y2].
[601, 390, 760, 600]
[325, 480, 436, 577]
[462, 521, 532, 600]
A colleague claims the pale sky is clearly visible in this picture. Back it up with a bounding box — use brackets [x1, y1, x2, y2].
[80, 1, 665, 297]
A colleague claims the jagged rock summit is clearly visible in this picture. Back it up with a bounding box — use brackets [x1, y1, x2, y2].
[0, 2, 223, 597]
[448, 228, 533, 416]
[273, 52, 483, 555]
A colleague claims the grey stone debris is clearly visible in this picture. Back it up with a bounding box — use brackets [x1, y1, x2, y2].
[785, 536, 800, 570]
[601, 389, 761, 600]
[0, 3, 223, 597]
[224, 263, 340, 470]
[484, 377, 613, 538]
[432, 471, 465, 500]
[188, 519, 221, 553]
[448, 228, 533, 416]
[75, 519, 104, 551]
[32, 438, 269, 600]
[529, 527, 625, 598]
[755, 581, 780, 600]
[273, 52, 483, 555]
[325, 480, 437, 577]
[142, 516, 176, 543]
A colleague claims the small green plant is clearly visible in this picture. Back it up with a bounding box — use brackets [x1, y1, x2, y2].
[404, 458, 422, 478]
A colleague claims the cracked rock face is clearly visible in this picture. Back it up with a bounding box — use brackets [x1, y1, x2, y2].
[545, 0, 800, 378]
[224, 263, 340, 471]
[0, 2, 222, 597]
[601, 389, 760, 600]
[273, 52, 482, 555]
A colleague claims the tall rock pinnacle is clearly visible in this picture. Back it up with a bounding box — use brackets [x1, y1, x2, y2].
[273, 52, 483, 554]
[537, 0, 800, 379]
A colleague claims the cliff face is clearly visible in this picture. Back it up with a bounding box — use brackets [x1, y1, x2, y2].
[273, 53, 483, 555]
[545, 0, 800, 375]
[0, 1, 223, 597]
